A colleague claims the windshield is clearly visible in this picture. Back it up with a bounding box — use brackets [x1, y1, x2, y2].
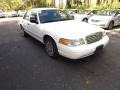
[96, 10, 116, 16]
[78, 10, 91, 14]
[39, 9, 74, 23]
[19, 10, 26, 12]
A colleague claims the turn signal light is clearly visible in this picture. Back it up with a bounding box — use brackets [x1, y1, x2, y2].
[59, 38, 69, 45]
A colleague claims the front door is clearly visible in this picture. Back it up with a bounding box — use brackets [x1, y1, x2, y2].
[28, 11, 43, 42]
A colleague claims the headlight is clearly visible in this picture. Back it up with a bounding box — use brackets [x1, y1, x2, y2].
[59, 38, 85, 47]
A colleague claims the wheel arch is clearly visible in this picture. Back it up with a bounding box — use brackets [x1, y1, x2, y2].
[20, 24, 23, 30]
[110, 20, 114, 24]
[43, 34, 59, 57]
[43, 35, 56, 44]
[82, 18, 88, 20]
[82, 18, 88, 22]
[107, 20, 114, 29]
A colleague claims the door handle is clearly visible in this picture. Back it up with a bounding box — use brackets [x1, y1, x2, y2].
[27, 23, 30, 25]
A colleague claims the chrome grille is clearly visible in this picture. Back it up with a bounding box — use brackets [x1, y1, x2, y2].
[86, 32, 103, 44]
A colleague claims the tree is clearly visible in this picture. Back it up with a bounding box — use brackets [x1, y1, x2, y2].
[66, 0, 71, 8]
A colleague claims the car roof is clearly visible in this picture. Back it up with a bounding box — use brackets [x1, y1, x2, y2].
[86, 9, 99, 10]
[30, 8, 58, 11]
[104, 9, 119, 11]
[102, 9, 120, 13]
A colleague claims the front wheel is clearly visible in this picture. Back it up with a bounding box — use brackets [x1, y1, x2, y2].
[44, 38, 58, 58]
[82, 18, 88, 23]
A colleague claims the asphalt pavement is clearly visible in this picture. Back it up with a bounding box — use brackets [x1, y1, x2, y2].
[0, 19, 120, 90]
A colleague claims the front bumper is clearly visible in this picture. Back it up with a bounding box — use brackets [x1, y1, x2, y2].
[88, 21, 108, 28]
[8, 14, 17, 17]
[0, 14, 5, 18]
[58, 36, 109, 59]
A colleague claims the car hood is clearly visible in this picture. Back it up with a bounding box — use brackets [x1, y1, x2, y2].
[8, 12, 17, 14]
[41, 20, 104, 39]
[74, 14, 87, 20]
[90, 15, 112, 20]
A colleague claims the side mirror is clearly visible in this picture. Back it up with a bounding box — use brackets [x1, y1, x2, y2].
[30, 16, 38, 24]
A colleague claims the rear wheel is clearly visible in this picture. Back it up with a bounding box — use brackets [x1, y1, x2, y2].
[44, 37, 58, 58]
[24, 31, 28, 37]
[107, 21, 114, 30]
[20, 24, 23, 30]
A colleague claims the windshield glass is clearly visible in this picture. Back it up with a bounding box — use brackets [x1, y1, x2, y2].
[78, 10, 91, 14]
[19, 10, 26, 12]
[39, 9, 74, 23]
[96, 10, 116, 16]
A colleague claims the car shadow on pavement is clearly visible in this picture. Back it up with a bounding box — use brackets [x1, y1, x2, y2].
[106, 25, 120, 38]
[105, 25, 120, 30]
[21, 32, 45, 49]
[112, 25, 120, 30]
[54, 49, 106, 65]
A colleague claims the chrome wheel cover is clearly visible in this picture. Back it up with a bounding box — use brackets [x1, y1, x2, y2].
[45, 41, 54, 56]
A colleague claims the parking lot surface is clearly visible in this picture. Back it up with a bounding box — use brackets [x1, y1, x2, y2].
[0, 19, 120, 90]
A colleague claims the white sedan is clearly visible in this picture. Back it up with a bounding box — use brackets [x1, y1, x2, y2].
[20, 8, 109, 59]
[74, 9, 98, 22]
[18, 10, 26, 17]
[7, 10, 18, 17]
[88, 9, 120, 29]
[0, 10, 5, 18]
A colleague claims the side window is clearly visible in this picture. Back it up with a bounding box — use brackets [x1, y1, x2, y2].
[23, 11, 30, 21]
[59, 11, 67, 19]
[116, 13, 120, 17]
[92, 10, 97, 14]
[89, 12, 94, 15]
[114, 12, 119, 17]
[117, 12, 120, 16]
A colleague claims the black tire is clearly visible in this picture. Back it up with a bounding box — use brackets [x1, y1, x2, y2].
[44, 37, 58, 58]
[107, 21, 114, 30]
[82, 18, 88, 23]
[24, 31, 28, 37]
[20, 24, 23, 30]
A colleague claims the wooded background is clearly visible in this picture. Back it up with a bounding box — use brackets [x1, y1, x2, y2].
[0, 0, 120, 10]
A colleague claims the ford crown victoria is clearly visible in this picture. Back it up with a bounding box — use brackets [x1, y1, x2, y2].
[20, 8, 109, 59]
